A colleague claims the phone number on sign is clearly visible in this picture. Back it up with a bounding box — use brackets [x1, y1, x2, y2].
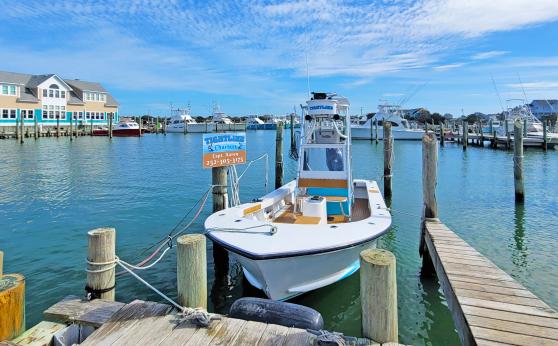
[203, 151, 246, 168]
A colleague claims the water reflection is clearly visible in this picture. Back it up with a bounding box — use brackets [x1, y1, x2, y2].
[510, 203, 528, 270]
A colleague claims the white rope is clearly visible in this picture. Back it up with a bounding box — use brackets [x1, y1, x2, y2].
[117, 247, 171, 271]
[308, 330, 346, 345]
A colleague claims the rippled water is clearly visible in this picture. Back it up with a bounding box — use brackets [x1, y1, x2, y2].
[1, 133, 556, 345]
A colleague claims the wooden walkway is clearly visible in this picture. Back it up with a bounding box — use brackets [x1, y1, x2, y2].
[423, 220, 558, 346]
[38, 297, 381, 346]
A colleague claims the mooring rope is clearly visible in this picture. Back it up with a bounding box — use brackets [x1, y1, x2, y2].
[307, 329, 347, 345]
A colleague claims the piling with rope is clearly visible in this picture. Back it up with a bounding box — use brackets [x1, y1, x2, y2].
[86, 227, 116, 301]
[513, 120, 524, 202]
[275, 122, 284, 189]
[383, 122, 393, 197]
[177, 234, 207, 309]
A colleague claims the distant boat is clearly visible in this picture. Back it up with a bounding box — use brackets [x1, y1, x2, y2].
[205, 92, 391, 300]
[166, 108, 198, 133]
[246, 116, 266, 130]
[94, 119, 141, 137]
[351, 104, 425, 140]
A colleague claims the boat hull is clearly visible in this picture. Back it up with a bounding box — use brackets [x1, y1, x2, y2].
[230, 238, 377, 300]
[113, 129, 141, 137]
[351, 126, 425, 140]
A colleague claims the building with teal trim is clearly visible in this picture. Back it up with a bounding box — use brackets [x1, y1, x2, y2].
[0, 70, 119, 127]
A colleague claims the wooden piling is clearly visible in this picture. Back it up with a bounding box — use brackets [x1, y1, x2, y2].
[19, 113, 24, 144]
[74, 115, 78, 138]
[56, 117, 60, 137]
[543, 120, 548, 151]
[505, 120, 511, 150]
[478, 121, 484, 146]
[275, 123, 284, 189]
[513, 120, 524, 202]
[70, 114, 73, 141]
[0, 250, 3, 277]
[90, 119, 94, 136]
[15, 117, 19, 141]
[162, 118, 166, 135]
[383, 122, 393, 197]
[462, 121, 468, 151]
[109, 113, 113, 139]
[138, 117, 143, 136]
[523, 119, 527, 138]
[34, 116, 38, 140]
[360, 249, 398, 344]
[0, 252, 26, 341]
[212, 167, 228, 212]
[422, 132, 438, 219]
[374, 120, 379, 143]
[177, 234, 207, 309]
[489, 119, 493, 137]
[439, 122, 445, 147]
[492, 130, 497, 148]
[155, 117, 159, 134]
[86, 228, 116, 301]
[290, 113, 295, 151]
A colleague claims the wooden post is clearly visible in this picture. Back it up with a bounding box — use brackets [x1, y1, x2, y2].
[69, 113, 74, 141]
[523, 119, 527, 138]
[212, 167, 228, 212]
[15, 117, 19, 141]
[513, 120, 524, 202]
[138, 116, 143, 136]
[34, 115, 38, 140]
[0, 270, 25, 340]
[86, 227, 116, 301]
[383, 122, 393, 197]
[360, 249, 398, 344]
[75, 114, 78, 138]
[275, 122, 284, 189]
[492, 130, 497, 148]
[56, 116, 60, 137]
[374, 120, 379, 143]
[462, 121, 468, 151]
[479, 121, 484, 147]
[505, 120, 510, 150]
[177, 234, 207, 309]
[290, 113, 295, 150]
[0, 250, 2, 277]
[543, 120, 548, 151]
[439, 122, 445, 147]
[109, 113, 113, 139]
[162, 118, 166, 135]
[20, 112, 25, 143]
[155, 116, 159, 134]
[489, 119, 493, 138]
[184, 116, 188, 135]
[422, 132, 438, 219]
[90, 118, 94, 136]
[370, 118, 374, 141]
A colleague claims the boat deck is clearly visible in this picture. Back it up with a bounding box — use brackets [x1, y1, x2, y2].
[274, 198, 370, 225]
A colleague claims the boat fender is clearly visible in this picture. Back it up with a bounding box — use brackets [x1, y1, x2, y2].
[229, 297, 324, 330]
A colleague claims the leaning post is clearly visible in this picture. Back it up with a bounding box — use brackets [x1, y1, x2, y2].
[360, 249, 398, 344]
[383, 122, 393, 197]
[177, 234, 207, 309]
[513, 120, 524, 202]
[275, 122, 284, 189]
[86, 227, 116, 301]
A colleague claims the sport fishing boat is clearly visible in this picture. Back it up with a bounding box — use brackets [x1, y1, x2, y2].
[496, 101, 558, 147]
[205, 92, 392, 300]
[351, 104, 424, 140]
[92, 118, 141, 136]
[166, 108, 198, 133]
[246, 116, 266, 130]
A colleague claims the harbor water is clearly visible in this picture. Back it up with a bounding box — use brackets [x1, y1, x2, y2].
[1, 132, 557, 345]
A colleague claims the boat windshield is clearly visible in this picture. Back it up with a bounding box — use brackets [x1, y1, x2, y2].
[302, 147, 344, 172]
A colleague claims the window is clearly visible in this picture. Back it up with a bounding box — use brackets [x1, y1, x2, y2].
[95, 113, 100, 119]
[302, 147, 345, 172]
[72, 112, 77, 120]
[55, 90, 60, 98]
[9, 109, 16, 119]
[9, 85, 16, 95]
[86, 112, 90, 119]
[49, 111, 54, 119]
[100, 113, 105, 120]
[1, 85, 7, 95]
[49, 90, 54, 97]
[22, 110, 34, 119]
[2, 109, 7, 118]
[101, 94, 106, 102]
[49, 105, 54, 110]
[43, 89, 47, 97]
[61, 91, 66, 98]
[78, 112, 83, 119]
[55, 111, 60, 119]
[85, 93, 90, 101]
[49, 84, 59, 89]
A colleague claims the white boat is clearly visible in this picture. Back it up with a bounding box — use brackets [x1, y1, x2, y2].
[246, 116, 266, 130]
[184, 105, 246, 133]
[496, 102, 558, 147]
[351, 104, 425, 140]
[166, 108, 198, 133]
[204, 92, 392, 300]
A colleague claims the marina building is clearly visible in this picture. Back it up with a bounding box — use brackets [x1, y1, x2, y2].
[529, 99, 558, 119]
[0, 70, 119, 127]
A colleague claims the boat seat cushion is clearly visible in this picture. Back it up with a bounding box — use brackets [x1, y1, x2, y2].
[307, 188, 350, 216]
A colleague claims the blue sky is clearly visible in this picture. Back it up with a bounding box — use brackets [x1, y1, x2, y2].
[1, 0, 558, 117]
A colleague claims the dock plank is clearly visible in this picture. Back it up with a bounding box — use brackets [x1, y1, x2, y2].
[43, 295, 125, 328]
[11, 321, 65, 346]
[282, 327, 316, 346]
[423, 220, 558, 346]
[256, 323, 289, 345]
[229, 320, 268, 346]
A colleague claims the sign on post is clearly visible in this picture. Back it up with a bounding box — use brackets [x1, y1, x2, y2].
[203, 132, 247, 168]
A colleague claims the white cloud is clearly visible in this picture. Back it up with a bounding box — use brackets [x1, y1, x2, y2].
[471, 51, 509, 60]
[506, 82, 558, 90]
[433, 63, 466, 71]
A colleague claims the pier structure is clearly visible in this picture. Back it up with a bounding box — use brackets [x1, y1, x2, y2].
[420, 132, 558, 346]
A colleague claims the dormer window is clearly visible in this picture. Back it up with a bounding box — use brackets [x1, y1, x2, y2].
[1, 84, 17, 96]
[43, 84, 67, 99]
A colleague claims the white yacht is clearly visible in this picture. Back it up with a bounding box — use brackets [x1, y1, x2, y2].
[185, 105, 246, 133]
[205, 92, 391, 300]
[496, 101, 558, 147]
[351, 104, 425, 140]
[246, 116, 266, 130]
[166, 108, 198, 133]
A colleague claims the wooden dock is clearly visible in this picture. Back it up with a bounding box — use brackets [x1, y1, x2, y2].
[422, 219, 558, 346]
[35, 296, 382, 346]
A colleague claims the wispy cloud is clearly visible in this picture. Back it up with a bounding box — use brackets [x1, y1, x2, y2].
[433, 63, 466, 71]
[471, 51, 509, 60]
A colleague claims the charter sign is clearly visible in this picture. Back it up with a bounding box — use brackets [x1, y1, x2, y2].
[202, 133, 247, 168]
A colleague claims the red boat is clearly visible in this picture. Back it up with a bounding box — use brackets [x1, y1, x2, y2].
[93, 120, 141, 137]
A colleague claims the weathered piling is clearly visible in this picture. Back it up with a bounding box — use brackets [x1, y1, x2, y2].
[543, 120, 548, 151]
[90, 120, 94, 136]
[0, 252, 26, 341]
[155, 117, 159, 134]
[184, 116, 188, 135]
[70, 114, 73, 141]
[489, 119, 493, 137]
[462, 121, 468, 151]
[109, 113, 113, 139]
[34, 116, 38, 140]
[162, 118, 166, 135]
[138, 117, 143, 135]
[290, 113, 295, 150]
[74, 116, 78, 138]
[56, 117, 60, 137]
[360, 249, 398, 344]
[177, 234, 207, 309]
[492, 130, 497, 148]
[523, 118, 527, 138]
[478, 121, 484, 146]
[374, 120, 379, 143]
[513, 120, 524, 202]
[383, 122, 393, 197]
[19, 114, 24, 144]
[275, 122, 284, 189]
[422, 132, 438, 219]
[86, 227, 116, 301]
[15, 117, 19, 141]
[439, 122, 445, 147]
[505, 120, 511, 150]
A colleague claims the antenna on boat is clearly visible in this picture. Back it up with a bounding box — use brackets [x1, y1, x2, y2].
[517, 73, 529, 104]
[490, 74, 505, 113]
